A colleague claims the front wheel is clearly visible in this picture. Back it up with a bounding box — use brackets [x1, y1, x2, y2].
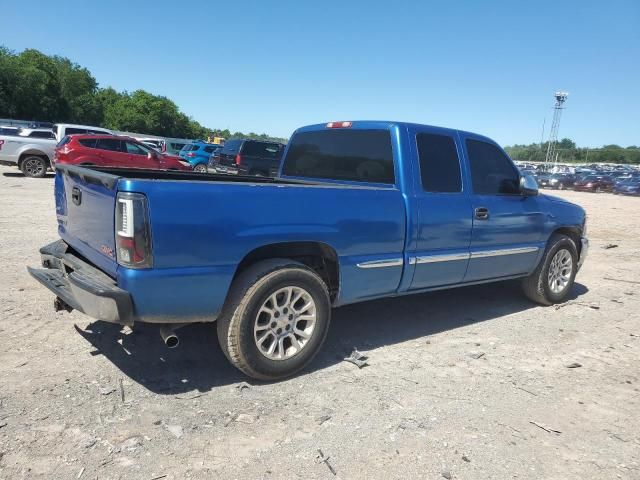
[521, 234, 578, 305]
[217, 259, 331, 380]
[193, 164, 208, 173]
[21, 156, 48, 178]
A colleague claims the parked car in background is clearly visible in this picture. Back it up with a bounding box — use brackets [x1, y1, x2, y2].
[573, 175, 615, 193]
[0, 123, 113, 177]
[0, 126, 20, 135]
[30, 120, 587, 380]
[209, 138, 285, 177]
[161, 137, 194, 156]
[179, 141, 222, 172]
[612, 178, 640, 196]
[54, 135, 192, 171]
[537, 173, 575, 190]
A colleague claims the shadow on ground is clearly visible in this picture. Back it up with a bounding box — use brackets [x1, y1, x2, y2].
[2, 172, 55, 178]
[75, 280, 588, 395]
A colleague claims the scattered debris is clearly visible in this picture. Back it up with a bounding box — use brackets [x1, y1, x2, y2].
[174, 393, 207, 400]
[98, 386, 115, 396]
[468, 351, 485, 360]
[316, 414, 332, 425]
[529, 421, 561, 434]
[462, 455, 471, 463]
[514, 385, 538, 396]
[316, 449, 337, 475]
[603, 243, 618, 249]
[604, 277, 640, 285]
[235, 382, 251, 392]
[566, 362, 582, 369]
[442, 470, 452, 479]
[76, 467, 85, 479]
[150, 475, 167, 480]
[344, 348, 369, 368]
[166, 424, 183, 438]
[118, 378, 125, 403]
[0, 421, 7, 429]
[555, 301, 600, 310]
[234, 413, 257, 424]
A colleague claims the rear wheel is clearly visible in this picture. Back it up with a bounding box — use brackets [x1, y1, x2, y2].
[217, 259, 331, 380]
[193, 164, 208, 173]
[521, 234, 578, 305]
[20, 156, 48, 178]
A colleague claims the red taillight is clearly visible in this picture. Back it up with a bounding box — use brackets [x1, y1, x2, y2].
[326, 121, 352, 128]
[235, 154, 242, 165]
[115, 193, 153, 268]
[187, 152, 196, 157]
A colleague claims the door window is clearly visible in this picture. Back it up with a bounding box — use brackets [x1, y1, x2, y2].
[242, 141, 281, 158]
[466, 139, 520, 195]
[95, 138, 122, 152]
[416, 133, 462, 193]
[125, 141, 151, 155]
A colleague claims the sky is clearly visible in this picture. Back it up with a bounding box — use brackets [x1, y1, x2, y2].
[2, 0, 639, 147]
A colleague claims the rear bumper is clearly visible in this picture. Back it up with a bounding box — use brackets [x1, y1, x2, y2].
[578, 237, 589, 271]
[28, 240, 134, 325]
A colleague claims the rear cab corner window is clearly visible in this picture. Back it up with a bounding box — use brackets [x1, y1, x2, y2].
[466, 139, 520, 195]
[282, 129, 395, 184]
[416, 133, 462, 193]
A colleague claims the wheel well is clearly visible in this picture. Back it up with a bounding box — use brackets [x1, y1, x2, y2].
[552, 227, 582, 255]
[18, 153, 50, 169]
[235, 242, 339, 300]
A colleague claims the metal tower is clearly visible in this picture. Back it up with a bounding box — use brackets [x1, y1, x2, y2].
[544, 91, 568, 165]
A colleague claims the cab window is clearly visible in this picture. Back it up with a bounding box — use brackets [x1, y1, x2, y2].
[466, 139, 519, 195]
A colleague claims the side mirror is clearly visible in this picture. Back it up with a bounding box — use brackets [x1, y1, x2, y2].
[520, 174, 539, 196]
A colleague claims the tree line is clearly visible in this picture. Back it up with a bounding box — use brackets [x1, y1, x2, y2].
[0, 47, 287, 143]
[505, 139, 640, 165]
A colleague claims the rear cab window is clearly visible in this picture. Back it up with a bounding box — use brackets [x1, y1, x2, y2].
[221, 139, 243, 154]
[282, 129, 395, 184]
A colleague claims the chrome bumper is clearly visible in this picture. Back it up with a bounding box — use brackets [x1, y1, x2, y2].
[578, 237, 589, 270]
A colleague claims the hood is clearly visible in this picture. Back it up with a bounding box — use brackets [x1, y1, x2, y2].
[541, 193, 576, 205]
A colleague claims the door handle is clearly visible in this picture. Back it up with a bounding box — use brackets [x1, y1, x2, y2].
[474, 207, 489, 220]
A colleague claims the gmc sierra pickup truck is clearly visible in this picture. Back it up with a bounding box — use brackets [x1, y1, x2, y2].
[29, 121, 588, 380]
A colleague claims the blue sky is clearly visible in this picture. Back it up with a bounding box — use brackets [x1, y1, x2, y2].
[3, 0, 639, 147]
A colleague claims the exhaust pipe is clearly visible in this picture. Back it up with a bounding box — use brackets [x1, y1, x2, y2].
[159, 325, 180, 348]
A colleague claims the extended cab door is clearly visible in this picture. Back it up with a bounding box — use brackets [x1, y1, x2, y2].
[461, 134, 545, 282]
[407, 127, 472, 290]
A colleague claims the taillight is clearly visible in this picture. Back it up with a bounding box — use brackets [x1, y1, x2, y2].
[187, 152, 196, 157]
[115, 192, 153, 268]
[235, 154, 242, 165]
[326, 121, 352, 128]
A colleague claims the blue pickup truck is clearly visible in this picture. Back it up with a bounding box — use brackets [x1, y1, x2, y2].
[29, 121, 588, 380]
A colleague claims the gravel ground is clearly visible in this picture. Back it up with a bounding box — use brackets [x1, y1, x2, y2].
[0, 165, 638, 480]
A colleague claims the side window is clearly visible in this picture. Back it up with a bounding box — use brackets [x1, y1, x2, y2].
[66, 128, 89, 135]
[29, 131, 56, 139]
[125, 141, 149, 155]
[416, 133, 462, 193]
[95, 138, 122, 152]
[466, 139, 520, 195]
[203, 146, 215, 154]
[222, 140, 242, 154]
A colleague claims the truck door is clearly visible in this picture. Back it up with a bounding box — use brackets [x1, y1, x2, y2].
[408, 128, 472, 290]
[461, 134, 545, 282]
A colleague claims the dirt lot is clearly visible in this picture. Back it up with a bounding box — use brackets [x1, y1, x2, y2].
[0, 165, 638, 480]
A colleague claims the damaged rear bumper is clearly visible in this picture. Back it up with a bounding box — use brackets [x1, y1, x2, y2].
[28, 240, 134, 325]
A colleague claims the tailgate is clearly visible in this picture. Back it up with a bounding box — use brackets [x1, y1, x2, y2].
[55, 165, 120, 277]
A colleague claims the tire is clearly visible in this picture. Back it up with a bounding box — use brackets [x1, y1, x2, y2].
[20, 155, 48, 178]
[217, 259, 331, 380]
[193, 164, 208, 173]
[521, 234, 578, 306]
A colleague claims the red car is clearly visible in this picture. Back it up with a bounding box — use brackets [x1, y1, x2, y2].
[54, 135, 192, 171]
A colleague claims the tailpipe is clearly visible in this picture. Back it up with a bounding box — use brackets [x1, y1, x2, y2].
[159, 325, 180, 348]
